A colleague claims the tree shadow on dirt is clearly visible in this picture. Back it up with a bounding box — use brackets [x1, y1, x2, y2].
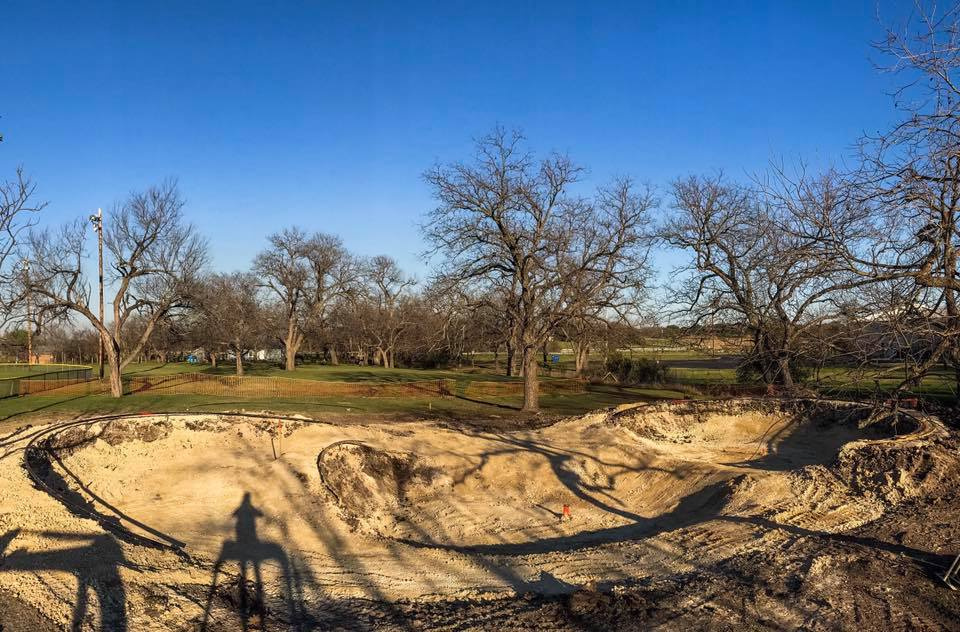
[725, 416, 869, 471]
[201, 492, 298, 631]
[253, 440, 415, 630]
[394, 479, 733, 556]
[386, 413, 899, 560]
[0, 528, 134, 631]
[722, 515, 954, 571]
[448, 430, 685, 523]
[449, 393, 521, 410]
[24, 436, 186, 550]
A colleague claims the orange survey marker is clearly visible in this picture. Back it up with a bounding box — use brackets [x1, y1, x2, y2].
[562, 504, 571, 520]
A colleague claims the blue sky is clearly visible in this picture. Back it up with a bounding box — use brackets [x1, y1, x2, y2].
[3, 1, 906, 279]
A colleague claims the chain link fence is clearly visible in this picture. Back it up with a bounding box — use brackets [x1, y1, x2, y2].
[0, 366, 94, 398]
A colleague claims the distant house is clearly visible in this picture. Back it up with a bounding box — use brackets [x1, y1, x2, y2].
[255, 348, 283, 362]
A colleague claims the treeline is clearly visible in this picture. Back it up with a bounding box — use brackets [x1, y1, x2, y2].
[3, 3, 960, 409]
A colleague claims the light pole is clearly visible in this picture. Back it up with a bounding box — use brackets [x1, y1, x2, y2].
[89, 208, 104, 380]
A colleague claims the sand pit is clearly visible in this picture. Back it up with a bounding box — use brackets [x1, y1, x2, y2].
[0, 399, 957, 630]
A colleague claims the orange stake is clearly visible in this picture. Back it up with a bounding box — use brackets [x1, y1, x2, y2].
[562, 504, 571, 521]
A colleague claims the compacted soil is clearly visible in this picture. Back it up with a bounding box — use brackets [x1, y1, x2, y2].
[0, 399, 957, 630]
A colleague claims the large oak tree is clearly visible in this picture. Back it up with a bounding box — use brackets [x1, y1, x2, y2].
[253, 228, 356, 371]
[423, 128, 652, 412]
[24, 180, 207, 396]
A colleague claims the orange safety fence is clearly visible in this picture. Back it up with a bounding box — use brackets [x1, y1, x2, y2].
[461, 378, 586, 397]
[122, 373, 455, 398]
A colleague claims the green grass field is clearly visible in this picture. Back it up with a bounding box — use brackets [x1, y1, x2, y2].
[467, 348, 718, 372]
[2, 354, 957, 433]
[0, 381, 686, 428]
[121, 360, 524, 383]
[0, 363, 90, 379]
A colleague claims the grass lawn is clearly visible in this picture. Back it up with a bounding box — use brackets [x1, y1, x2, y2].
[119, 361, 526, 383]
[0, 364, 90, 379]
[0, 381, 687, 430]
[669, 367, 739, 384]
[5, 355, 957, 432]
[467, 348, 718, 372]
[807, 365, 958, 401]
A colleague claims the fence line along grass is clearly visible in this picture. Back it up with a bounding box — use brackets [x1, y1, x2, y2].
[39, 372, 587, 400]
[0, 366, 94, 398]
[125, 373, 454, 398]
[460, 378, 585, 397]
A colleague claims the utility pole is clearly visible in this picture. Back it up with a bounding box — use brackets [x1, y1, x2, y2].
[22, 259, 31, 366]
[90, 208, 104, 380]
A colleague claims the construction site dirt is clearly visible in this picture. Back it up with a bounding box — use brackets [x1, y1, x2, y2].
[0, 399, 958, 631]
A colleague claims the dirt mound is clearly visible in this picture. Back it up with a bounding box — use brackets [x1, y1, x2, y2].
[318, 441, 443, 534]
[37, 418, 173, 455]
[612, 399, 873, 444]
[723, 410, 957, 535]
[99, 418, 172, 445]
[835, 434, 958, 504]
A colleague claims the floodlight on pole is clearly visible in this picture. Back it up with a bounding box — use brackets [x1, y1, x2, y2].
[89, 208, 104, 380]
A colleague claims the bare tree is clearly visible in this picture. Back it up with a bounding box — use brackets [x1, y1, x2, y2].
[360, 255, 416, 368]
[0, 168, 44, 318]
[420, 279, 477, 368]
[661, 173, 866, 388]
[779, 3, 960, 395]
[121, 312, 188, 363]
[559, 311, 607, 376]
[253, 228, 356, 371]
[23, 180, 207, 396]
[198, 272, 266, 376]
[423, 128, 653, 411]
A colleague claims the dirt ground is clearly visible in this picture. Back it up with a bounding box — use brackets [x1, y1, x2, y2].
[0, 399, 958, 630]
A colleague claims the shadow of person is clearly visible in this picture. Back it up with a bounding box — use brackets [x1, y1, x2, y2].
[202, 492, 298, 631]
[0, 528, 132, 631]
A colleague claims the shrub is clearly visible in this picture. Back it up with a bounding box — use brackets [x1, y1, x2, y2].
[605, 354, 671, 384]
[735, 356, 811, 385]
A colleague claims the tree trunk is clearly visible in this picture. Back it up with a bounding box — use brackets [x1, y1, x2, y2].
[329, 347, 339, 365]
[284, 316, 300, 371]
[106, 342, 123, 398]
[211, 351, 217, 368]
[522, 347, 540, 413]
[574, 343, 589, 376]
[779, 356, 794, 389]
[235, 351, 244, 376]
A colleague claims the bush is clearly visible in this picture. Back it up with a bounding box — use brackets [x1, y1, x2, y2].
[399, 350, 455, 369]
[735, 356, 811, 385]
[605, 354, 671, 384]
